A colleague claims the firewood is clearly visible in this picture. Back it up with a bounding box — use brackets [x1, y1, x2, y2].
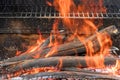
[42, 25, 119, 57]
[1, 56, 117, 74]
[21, 71, 120, 80]
[20, 35, 55, 56]
[1, 35, 55, 63]
[1, 25, 119, 63]
[1, 35, 77, 63]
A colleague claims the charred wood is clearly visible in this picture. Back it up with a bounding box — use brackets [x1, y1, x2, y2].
[44, 25, 119, 57]
[1, 56, 117, 74]
[3, 70, 120, 80]
[23, 71, 119, 80]
[21, 71, 119, 80]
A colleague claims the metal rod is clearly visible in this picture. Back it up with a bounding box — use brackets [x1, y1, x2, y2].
[0, 12, 120, 18]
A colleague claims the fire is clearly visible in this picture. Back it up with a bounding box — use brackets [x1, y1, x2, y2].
[77, 0, 106, 13]
[107, 60, 120, 75]
[7, 59, 63, 78]
[14, 0, 120, 77]
[46, 1, 52, 6]
[26, 33, 45, 53]
[53, 0, 76, 29]
[16, 32, 45, 56]
[52, 0, 109, 68]
[45, 19, 64, 57]
[114, 60, 120, 74]
[7, 67, 59, 78]
[52, 0, 118, 74]
[16, 50, 21, 56]
[85, 32, 112, 68]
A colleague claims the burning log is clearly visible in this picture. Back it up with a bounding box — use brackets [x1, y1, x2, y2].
[33, 25, 119, 57]
[39, 35, 54, 49]
[1, 56, 117, 74]
[20, 71, 120, 80]
[0, 35, 55, 62]
[1, 34, 67, 63]
[1, 25, 118, 63]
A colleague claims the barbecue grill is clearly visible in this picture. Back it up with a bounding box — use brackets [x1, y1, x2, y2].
[0, 0, 120, 80]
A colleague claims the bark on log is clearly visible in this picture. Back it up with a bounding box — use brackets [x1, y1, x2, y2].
[42, 25, 119, 57]
[1, 25, 119, 63]
[20, 71, 120, 80]
[2, 56, 117, 74]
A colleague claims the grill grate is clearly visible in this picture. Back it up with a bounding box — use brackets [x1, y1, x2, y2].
[0, 12, 120, 19]
[0, 0, 120, 18]
[0, 0, 120, 33]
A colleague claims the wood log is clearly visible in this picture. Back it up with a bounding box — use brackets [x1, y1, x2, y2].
[1, 25, 119, 63]
[1, 34, 67, 63]
[1, 36, 55, 63]
[20, 35, 55, 56]
[1, 56, 117, 74]
[20, 71, 120, 80]
[42, 25, 119, 57]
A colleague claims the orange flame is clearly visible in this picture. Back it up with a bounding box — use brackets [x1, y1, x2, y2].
[16, 50, 21, 56]
[52, 0, 112, 69]
[46, 1, 52, 6]
[7, 67, 59, 78]
[16, 32, 45, 56]
[27, 33, 45, 53]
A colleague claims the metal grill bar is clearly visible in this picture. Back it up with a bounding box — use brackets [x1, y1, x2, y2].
[0, 5, 120, 18]
[0, 12, 120, 19]
[0, 0, 120, 18]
